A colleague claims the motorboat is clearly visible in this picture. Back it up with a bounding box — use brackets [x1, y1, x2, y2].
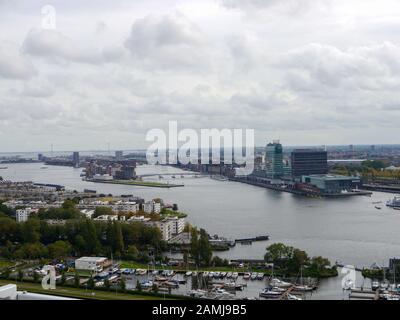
[243, 272, 251, 280]
[154, 276, 168, 282]
[287, 293, 302, 300]
[259, 288, 283, 299]
[293, 284, 315, 292]
[136, 269, 147, 276]
[372, 281, 380, 291]
[387, 196, 400, 208]
[188, 289, 207, 299]
[269, 278, 292, 288]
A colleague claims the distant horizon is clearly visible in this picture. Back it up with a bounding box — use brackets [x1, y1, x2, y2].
[1, 143, 399, 155]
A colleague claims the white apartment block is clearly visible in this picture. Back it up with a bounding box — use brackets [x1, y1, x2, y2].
[93, 215, 118, 221]
[16, 208, 38, 223]
[143, 200, 161, 214]
[80, 209, 95, 219]
[166, 217, 186, 235]
[112, 201, 139, 213]
[145, 217, 186, 241]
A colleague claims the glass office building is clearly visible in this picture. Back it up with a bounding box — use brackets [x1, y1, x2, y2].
[265, 141, 284, 179]
[291, 149, 328, 178]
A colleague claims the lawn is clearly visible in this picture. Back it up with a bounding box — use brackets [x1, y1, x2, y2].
[0, 279, 167, 300]
[0, 260, 15, 269]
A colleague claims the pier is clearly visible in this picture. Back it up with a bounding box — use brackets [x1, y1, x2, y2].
[235, 235, 270, 244]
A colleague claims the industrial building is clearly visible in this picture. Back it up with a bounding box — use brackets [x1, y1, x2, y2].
[300, 174, 361, 194]
[74, 257, 111, 273]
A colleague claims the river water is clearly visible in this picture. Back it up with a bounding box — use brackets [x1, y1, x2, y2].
[1, 163, 397, 299]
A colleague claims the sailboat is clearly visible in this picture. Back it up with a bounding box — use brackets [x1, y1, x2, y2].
[293, 265, 314, 292]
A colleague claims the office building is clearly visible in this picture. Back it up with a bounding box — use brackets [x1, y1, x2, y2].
[291, 149, 328, 178]
[265, 141, 284, 179]
[115, 150, 123, 160]
[72, 152, 80, 168]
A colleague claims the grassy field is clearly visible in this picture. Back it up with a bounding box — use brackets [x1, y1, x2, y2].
[0, 279, 167, 300]
[0, 261, 15, 269]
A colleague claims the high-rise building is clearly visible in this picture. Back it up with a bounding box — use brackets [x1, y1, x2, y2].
[115, 150, 123, 160]
[265, 140, 283, 179]
[72, 152, 80, 168]
[291, 149, 328, 178]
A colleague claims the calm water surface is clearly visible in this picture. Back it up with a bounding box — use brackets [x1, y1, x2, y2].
[2, 163, 395, 299]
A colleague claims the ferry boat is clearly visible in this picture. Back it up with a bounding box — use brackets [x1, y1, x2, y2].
[387, 196, 400, 208]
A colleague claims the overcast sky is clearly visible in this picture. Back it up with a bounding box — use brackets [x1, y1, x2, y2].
[1, 0, 400, 152]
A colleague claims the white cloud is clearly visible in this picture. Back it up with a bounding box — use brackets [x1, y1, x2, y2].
[0, 0, 400, 150]
[0, 42, 36, 79]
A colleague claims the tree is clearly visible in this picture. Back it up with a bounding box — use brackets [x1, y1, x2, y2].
[198, 229, 212, 266]
[264, 243, 294, 264]
[62, 199, 76, 210]
[190, 228, 200, 266]
[112, 222, 124, 257]
[104, 278, 111, 291]
[288, 249, 309, 273]
[20, 219, 41, 243]
[33, 271, 40, 283]
[74, 272, 80, 287]
[310, 256, 331, 272]
[17, 269, 23, 281]
[87, 276, 95, 290]
[93, 207, 113, 218]
[136, 280, 142, 292]
[60, 272, 66, 286]
[124, 245, 139, 261]
[120, 277, 126, 292]
[47, 240, 71, 258]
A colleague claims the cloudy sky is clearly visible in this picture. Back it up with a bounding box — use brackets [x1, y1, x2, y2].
[1, 0, 400, 152]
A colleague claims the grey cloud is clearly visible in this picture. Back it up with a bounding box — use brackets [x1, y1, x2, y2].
[0, 43, 36, 80]
[23, 29, 116, 65]
[124, 13, 212, 71]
